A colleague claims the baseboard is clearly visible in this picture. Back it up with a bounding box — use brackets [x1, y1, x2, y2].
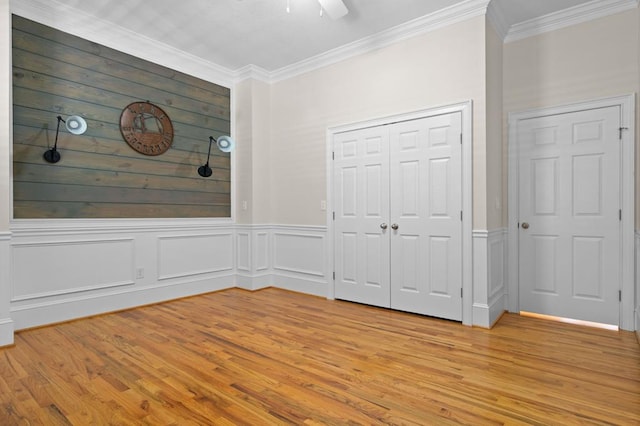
[0, 318, 14, 347]
[11, 275, 234, 330]
[472, 292, 506, 329]
[472, 228, 507, 328]
[235, 273, 272, 291]
[273, 274, 328, 298]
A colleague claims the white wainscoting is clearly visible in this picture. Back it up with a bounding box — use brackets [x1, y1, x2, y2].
[235, 225, 273, 291]
[472, 229, 507, 328]
[9, 220, 236, 330]
[5, 222, 515, 337]
[272, 225, 328, 297]
[235, 224, 329, 295]
[0, 232, 14, 346]
[12, 237, 135, 301]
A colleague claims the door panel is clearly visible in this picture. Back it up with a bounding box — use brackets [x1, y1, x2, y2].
[390, 113, 462, 320]
[518, 106, 620, 325]
[334, 127, 390, 307]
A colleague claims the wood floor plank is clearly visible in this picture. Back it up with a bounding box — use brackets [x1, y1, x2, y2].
[0, 287, 638, 425]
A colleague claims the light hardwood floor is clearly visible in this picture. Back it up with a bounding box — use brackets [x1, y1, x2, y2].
[0, 288, 638, 425]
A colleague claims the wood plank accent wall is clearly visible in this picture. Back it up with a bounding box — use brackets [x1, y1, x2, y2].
[12, 15, 231, 219]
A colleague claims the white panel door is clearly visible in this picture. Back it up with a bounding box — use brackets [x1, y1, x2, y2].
[389, 113, 462, 320]
[334, 126, 391, 307]
[518, 106, 621, 325]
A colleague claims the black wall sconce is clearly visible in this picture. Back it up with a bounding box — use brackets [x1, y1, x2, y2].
[44, 115, 88, 163]
[198, 135, 235, 177]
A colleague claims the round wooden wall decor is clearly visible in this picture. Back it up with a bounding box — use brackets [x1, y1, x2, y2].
[119, 101, 174, 156]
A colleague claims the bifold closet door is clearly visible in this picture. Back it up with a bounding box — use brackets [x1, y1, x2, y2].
[334, 112, 463, 321]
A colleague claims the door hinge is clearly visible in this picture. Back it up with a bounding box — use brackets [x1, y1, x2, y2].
[333, 271, 336, 280]
[619, 209, 622, 221]
[333, 211, 335, 220]
[619, 127, 629, 140]
[460, 211, 463, 221]
[619, 290, 622, 301]
[460, 288, 463, 298]
[332, 151, 335, 160]
[460, 133, 463, 144]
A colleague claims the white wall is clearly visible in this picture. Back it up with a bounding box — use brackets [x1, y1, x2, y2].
[486, 19, 504, 231]
[235, 79, 272, 225]
[504, 8, 639, 224]
[269, 16, 488, 229]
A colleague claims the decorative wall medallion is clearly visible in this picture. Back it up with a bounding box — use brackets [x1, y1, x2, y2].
[119, 101, 174, 156]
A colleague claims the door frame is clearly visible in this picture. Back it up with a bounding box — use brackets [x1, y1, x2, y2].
[507, 94, 636, 331]
[325, 100, 473, 325]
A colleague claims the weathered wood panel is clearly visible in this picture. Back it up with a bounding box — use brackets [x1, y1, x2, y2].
[12, 15, 232, 219]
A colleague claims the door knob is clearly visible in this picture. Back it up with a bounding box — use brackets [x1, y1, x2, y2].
[521, 222, 530, 229]
[391, 223, 399, 230]
[380, 223, 388, 230]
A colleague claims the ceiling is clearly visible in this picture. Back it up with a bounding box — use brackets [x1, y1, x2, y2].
[38, 0, 600, 72]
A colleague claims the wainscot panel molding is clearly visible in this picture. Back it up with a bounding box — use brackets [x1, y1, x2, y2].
[157, 233, 234, 280]
[234, 225, 329, 295]
[272, 225, 329, 297]
[472, 229, 507, 328]
[0, 232, 14, 346]
[12, 237, 135, 301]
[235, 225, 272, 291]
[9, 219, 236, 330]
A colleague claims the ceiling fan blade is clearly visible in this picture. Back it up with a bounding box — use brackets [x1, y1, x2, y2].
[318, 0, 349, 19]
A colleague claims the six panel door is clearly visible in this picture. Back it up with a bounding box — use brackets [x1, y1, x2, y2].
[389, 113, 462, 320]
[334, 126, 391, 307]
[334, 112, 462, 321]
[518, 106, 621, 325]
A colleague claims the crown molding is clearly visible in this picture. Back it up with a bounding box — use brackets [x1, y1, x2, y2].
[267, 0, 490, 83]
[234, 65, 272, 84]
[11, 0, 237, 88]
[486, 0, 509, 40]
[505, 0, 639, 43]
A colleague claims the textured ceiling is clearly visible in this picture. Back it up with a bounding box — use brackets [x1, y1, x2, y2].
[37, 0, 597, 71]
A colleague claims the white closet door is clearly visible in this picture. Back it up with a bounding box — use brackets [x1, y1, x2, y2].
[518, 106, 621, 325]
[334, 126, 391, 307]
[389, 113, 463, 320]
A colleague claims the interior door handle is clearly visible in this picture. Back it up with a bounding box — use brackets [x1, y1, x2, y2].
[391, 223, 399, 230]
[521, 222, 530, 230]
[380, 223, 388, 230]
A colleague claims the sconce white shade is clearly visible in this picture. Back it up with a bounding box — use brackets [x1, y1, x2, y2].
[65, 115, 87, 135]
[216, 135, 235, 153]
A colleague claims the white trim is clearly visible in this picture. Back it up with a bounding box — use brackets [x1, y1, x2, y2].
[327, 100, 474, 325]
[0, 233, 13, 346]
[13, 0, 639, 85]
[10, 275, 234, 330]
[507, 94, 635, 331]
[472, 229, 507, 328]
[504, 0, 639, 43]
[11, 0, 236, 87]
[270, 0, 489, 83]
[10, 218, 234, 236]
[486, 0, 509, 40]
